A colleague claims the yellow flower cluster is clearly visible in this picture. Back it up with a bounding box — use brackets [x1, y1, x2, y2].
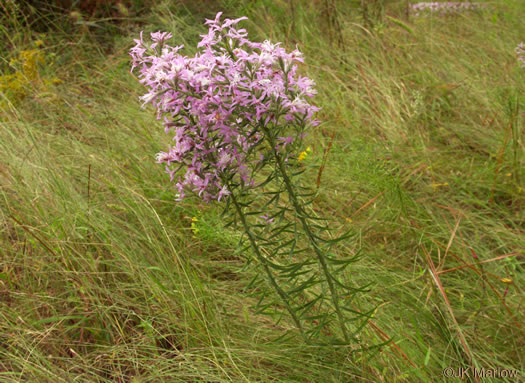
[0, 41, 61, 108]
[0, 49, 44, 100]
[191, 216, 200, 235]
[298, 146, 312, 162]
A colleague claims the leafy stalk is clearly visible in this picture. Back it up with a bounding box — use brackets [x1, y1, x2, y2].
[228, 187, 307, 341]
[262, 125, 351, 343]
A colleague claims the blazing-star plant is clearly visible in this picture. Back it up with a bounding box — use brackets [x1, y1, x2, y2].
[410, 2, 483, 17]
[131, 12, 369, 344]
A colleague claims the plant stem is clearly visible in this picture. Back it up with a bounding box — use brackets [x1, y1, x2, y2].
[228, 188, 307, 341]
[263, 126, 351, 343]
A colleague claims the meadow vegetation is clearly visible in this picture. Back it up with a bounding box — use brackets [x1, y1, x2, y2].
[0, 0, 523, 382]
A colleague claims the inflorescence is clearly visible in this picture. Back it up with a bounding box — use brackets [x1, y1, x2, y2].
[130, 13, 319, 202]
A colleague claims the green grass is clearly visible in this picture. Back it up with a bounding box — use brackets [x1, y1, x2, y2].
[1, 0, 523, 381]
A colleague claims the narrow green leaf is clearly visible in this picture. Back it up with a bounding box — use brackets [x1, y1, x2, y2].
[32, 315, 85, 327]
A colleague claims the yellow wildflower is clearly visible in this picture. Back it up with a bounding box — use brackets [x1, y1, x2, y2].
[298, 146, 312, 162]
[191, 216, 200, 235]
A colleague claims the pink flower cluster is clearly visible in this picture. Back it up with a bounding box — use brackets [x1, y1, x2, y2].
[516, 43, 525, 68]
[130, 12, 319, 202]
[411, 2, 483, 17]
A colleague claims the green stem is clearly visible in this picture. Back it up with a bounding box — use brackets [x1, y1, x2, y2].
[263, 126, 351, 343]
[228, 188, 307, 341]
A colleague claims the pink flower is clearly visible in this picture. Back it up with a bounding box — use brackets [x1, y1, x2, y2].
[516, 43, 525, 68]
[131, 12, 320, 202]
[259, 214, 275, 224]
[151, 31, 173, 43]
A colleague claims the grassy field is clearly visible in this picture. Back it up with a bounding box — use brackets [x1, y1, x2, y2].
[1, 0, 523, 382]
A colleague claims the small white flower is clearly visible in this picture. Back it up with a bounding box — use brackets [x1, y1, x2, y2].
[230, 73, 242, 86]
[155, 152, 170, 163]
[139, 92, 156, 107]
[291, 96, 307, 107]
[258, 79, 272, 87]
[155, 71, 168, 82]
[171, 63, 184, 72]
[261, 40, 277, 52]
[217, 152, 231, 169]
[258, 52, 274, 65]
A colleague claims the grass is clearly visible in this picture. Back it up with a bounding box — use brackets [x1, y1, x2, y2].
[1, 0, 523, 381]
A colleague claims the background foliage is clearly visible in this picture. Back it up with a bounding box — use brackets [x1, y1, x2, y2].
[1, 0, 523, 381]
